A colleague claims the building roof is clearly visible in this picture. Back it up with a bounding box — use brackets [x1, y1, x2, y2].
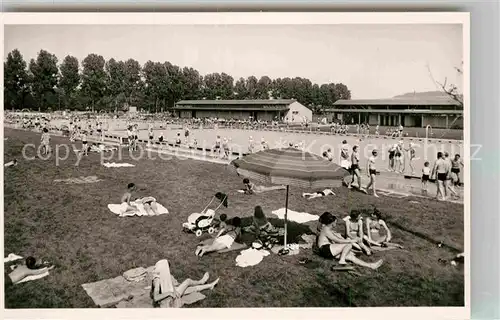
[176, 99, 296, 106]
[333, 97, 461, 106]
[324, 109, 463, 115]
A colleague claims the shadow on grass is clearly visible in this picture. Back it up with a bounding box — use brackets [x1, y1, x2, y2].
[386, 219, 462, 254]
[238, 217, 315, 245]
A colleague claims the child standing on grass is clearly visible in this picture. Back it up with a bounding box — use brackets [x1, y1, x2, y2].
[41, 128, 51, 155]
[421, 161, 431, 192]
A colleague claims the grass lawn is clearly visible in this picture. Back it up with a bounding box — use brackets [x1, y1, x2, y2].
[3, 128, 464, 308]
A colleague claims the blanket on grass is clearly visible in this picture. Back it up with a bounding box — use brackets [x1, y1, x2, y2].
[81, 265, 208, 308]
[271, 208, 319, 224]
[108, 198, 169, 217]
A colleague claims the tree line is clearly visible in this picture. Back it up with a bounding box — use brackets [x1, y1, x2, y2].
[4, 49, 352, 113]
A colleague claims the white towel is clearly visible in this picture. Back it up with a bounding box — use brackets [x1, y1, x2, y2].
[271, 208, 319, 224]
[235, 248, 270, 268]
[108, 199, 169, 217]
[17, 272, 50, 284]
[103, 162, 135, 168]
[4, 253, 23, 263]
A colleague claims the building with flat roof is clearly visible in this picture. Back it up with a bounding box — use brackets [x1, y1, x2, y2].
[325, 97, 463, 129]
[174, 99, 312, 123]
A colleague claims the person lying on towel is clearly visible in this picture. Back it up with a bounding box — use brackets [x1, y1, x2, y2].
[302, 189, 335, 199]
[151, 259, 219, 308]
[317, 212, 383, 270]
[121, 183, 159, 216]
[5, 256, 54, 287]
[195, 217, 242, 257]
[238, 178, 286, 194]
[363, 208, 404, 249]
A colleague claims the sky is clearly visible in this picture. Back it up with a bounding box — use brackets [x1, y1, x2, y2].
[4, 24, 463, 99]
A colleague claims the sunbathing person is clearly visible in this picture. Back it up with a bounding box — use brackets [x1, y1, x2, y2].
[195, 217, 242, 257]
[151, 259, 219, 308]
[4, 159, 18, 167]
[141, 196, 160, 216]
[343, 210, 372, 255]
[317, 212, 383, 270]
[5, 256, 54, 287]
[239, 178, 286, 194]
[121, 183, 139, 214]
[363, 208, 404, 249]
[302, 189, 335, 199]
[120, 183, 159, 216]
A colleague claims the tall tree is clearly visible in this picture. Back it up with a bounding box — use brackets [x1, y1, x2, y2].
[123, 58, 143, 106]
[256, 76, 272, 99]
[245, 76, 259, 99]
[4, 49, 31, 110]
[334, 83, 351, 100]
[29, 50, 59, 111]
[219, 73, 234, 99]
[164, 62, 183, 108]
[105, 58, 126, 111]
[59, 55, 80, 109]
[234, 77, 248, 99]
[181, 67, 203, 100]
[81, 53, 107, 112]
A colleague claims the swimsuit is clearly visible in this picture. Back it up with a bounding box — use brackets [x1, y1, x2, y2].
[437, 173, 447, 181]
[422, 174, 430, 182]
[319, 244, 334, 259]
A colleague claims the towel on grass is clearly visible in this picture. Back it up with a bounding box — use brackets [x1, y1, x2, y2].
[17, 272, 50, 284]
[235, 248, 270, 267]
[108, 199, 169, 217]
[54, 175, 102, 184]
[103, 162, 135, 168]
[4, 253, 23, 263]
[271, 208, 319, 224]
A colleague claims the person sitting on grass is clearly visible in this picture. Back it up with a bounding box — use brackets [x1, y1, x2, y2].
[363, 208, 404, 250]
[195, 217, 242, 257]
[302, 189, 335, 199]
[238, 178, 286, 194]
[244, 206, 282, 247]
[317, 212, 383, 270]
[151, 259, 219, 308]
[343, 210, 372, 255]
[214, 213, 228, 231]
[5, 256, 55, 287]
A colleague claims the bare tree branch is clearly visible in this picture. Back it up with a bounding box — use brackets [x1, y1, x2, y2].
[426, 63, 463, 108]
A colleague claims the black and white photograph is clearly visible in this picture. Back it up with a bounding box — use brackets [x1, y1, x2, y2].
[2, 13, 469, 316]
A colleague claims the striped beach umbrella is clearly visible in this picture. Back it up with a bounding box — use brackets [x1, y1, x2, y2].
[231, 147, 349, 254]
